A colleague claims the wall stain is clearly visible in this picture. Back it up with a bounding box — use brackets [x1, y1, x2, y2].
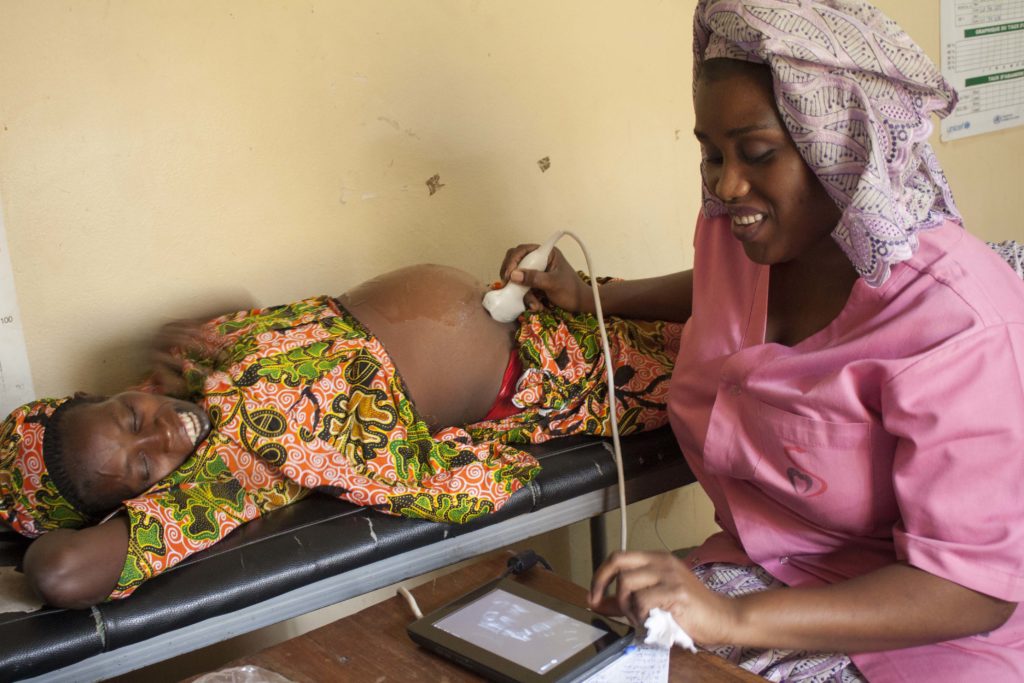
[537, 156, 551, 172]
[426, 174, 445, 196]
[378, 116, 420, 139]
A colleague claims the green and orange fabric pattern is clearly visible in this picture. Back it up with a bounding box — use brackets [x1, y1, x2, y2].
[95, 295, 678, 599]
[0, 397, 90, 537]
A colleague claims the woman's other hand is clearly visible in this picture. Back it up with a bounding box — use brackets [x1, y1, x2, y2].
[150, 319, 206, 397]
[500, 244, 594, 314]
[589, 550, 737, 646]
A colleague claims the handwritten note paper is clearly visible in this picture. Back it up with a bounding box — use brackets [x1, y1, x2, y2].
[582, 644, 670, 683]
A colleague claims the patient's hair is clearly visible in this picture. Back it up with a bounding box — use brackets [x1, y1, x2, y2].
[44, 397, 123, 517]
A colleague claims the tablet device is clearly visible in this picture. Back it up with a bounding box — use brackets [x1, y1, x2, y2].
[407, 577, 634, 683]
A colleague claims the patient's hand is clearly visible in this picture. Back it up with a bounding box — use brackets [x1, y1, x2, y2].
[150, 319, 208, 397]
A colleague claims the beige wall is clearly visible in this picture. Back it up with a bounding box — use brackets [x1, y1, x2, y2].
[2, 1, 1021, 679]
[1, 0, 1020, 400]
[1, 0, 698, 398]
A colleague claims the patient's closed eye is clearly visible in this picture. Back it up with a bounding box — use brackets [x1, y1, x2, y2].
[123, 402, 139, 433]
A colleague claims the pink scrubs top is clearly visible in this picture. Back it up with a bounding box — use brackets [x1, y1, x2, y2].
[669, 214, 1024, 681]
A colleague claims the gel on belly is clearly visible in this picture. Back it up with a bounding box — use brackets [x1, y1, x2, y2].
[482, 231, 564, 323]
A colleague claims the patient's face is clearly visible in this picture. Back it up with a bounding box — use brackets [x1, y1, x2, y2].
[61, 391, 212, 509]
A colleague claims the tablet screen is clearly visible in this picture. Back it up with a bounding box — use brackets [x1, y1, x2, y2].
[433, 587, 608, 674]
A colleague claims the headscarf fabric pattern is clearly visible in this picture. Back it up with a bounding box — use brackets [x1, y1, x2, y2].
[989, 240, 1024, 280]
[0, 397, 90, 537]
[694, 0, 961, 286]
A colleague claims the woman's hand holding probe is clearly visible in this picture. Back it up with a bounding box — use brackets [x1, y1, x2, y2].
[500, 244, 594, 314]
[499, 243, 695, 323]
[589, 550, 737, 647]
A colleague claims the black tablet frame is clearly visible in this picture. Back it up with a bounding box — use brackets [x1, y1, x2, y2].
[407, 576, 634, 683]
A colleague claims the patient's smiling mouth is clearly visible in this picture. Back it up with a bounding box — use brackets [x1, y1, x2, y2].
[175, 406, 210, 447]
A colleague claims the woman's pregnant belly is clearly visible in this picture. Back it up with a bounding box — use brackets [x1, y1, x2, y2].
[337, 264, 516, 430]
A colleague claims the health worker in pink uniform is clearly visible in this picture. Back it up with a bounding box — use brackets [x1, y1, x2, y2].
[499, 1, 1024, 680]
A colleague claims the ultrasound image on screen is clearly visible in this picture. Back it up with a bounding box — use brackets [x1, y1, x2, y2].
[434, 588, 606, 674]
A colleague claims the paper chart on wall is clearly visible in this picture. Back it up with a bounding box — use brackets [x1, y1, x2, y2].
[0, 196, 34, 416]
[941, 0, 1024, 140]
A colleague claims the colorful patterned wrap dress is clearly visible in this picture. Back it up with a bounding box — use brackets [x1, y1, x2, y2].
[112, 295, 681, 598]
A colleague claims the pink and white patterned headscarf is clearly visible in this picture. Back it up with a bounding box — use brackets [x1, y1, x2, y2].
[694, 0, 961, 286]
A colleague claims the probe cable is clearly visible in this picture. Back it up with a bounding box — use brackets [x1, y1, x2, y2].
[560, 230, 628, 553]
